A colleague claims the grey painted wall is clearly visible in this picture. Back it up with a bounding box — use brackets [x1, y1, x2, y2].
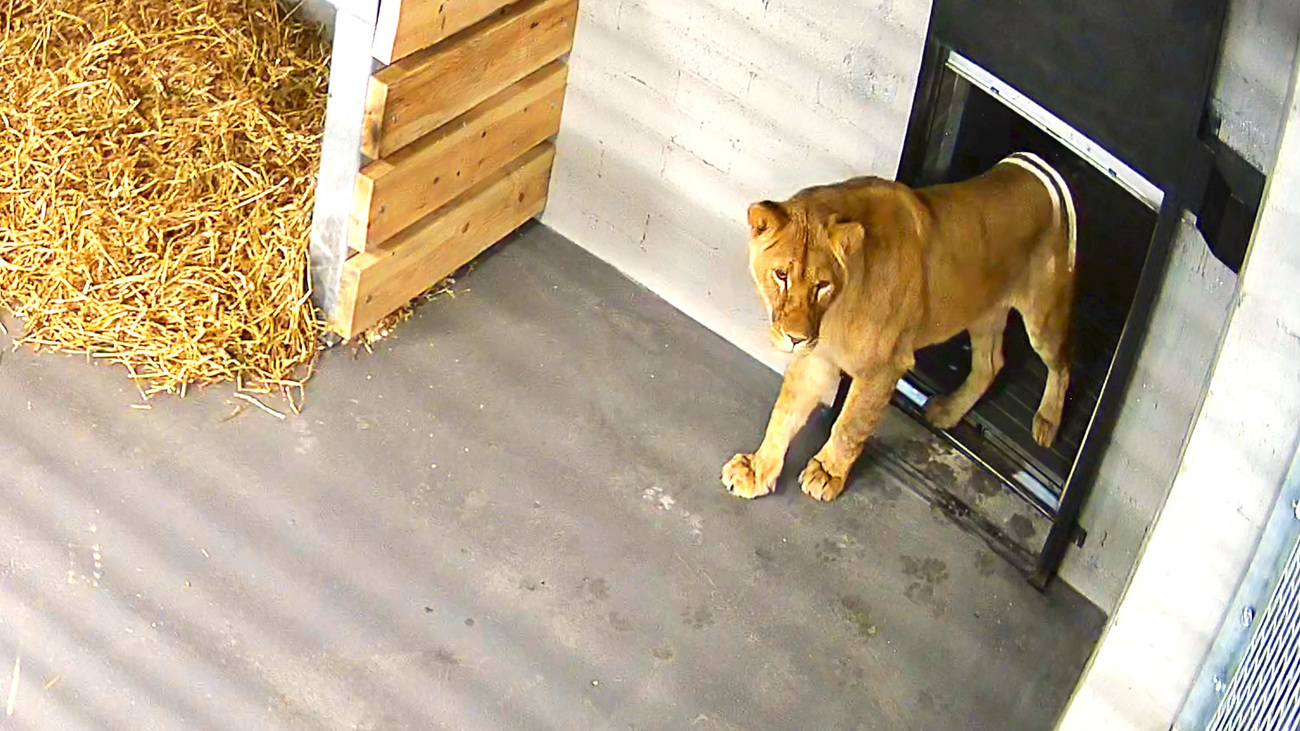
[543, 0, 1298, 611]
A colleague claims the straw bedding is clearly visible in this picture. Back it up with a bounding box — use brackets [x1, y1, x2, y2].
[0, 0, 330, 404]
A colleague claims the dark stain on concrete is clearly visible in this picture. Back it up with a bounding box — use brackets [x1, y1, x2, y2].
[969, 471, 1002, 500]
[1008, 514, 1037, 543]
[650, 642, 675, 662]
[929, 492, 973, 522]
[901, 556, 951, 610]
[681, 605, 714, 629]
[432, 647, 459, 666]
[815, 538, 842, 563]
[839, 595, 878, 641]
[860, 476, 904, 502]
[585, 577, 609, 600]
[975, 550, 999, 578]
[897, 439, 961, 485]
[608, 611, 633, 632]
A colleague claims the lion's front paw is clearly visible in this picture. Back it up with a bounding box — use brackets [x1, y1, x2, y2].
[722, 453, 778, 499]
[799, 457, 847, 501]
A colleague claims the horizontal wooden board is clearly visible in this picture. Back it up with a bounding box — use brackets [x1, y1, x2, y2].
[372, 0, 517, 66]
[363, 0, 576, 158]
[333, 143, 556, 338]
[350, 61, 567, 251]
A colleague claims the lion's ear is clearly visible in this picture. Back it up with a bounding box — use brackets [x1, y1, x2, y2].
[747, 200, 786, 238]
[828, 220, 865, 270]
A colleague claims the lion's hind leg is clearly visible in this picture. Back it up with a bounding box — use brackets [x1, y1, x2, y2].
[924, 309, 1009, 430]
[1020, 256, 1074, 448]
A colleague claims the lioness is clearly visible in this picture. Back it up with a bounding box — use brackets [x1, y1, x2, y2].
[722, 152, 1077, 502]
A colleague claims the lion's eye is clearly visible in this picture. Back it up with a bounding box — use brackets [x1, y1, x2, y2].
[773, 269, 788, 285]
[816, 281, 832, 296]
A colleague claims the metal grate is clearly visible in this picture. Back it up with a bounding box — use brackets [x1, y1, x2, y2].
[1208, 534, 1300, 730]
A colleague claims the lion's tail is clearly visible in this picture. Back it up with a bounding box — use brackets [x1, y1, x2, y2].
[1001, 151, 1077, 271]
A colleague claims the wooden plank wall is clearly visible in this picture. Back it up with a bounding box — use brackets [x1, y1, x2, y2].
[363, 0, 577, 158]
[331, 0, 577, 339]
[371, 0, 516, 65]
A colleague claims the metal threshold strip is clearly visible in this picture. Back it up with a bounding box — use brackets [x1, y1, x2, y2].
[945, 51, 1166, 211]
[894, 377, 1061, 515]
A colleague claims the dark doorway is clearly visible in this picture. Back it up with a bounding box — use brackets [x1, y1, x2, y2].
[906, 79, 1159, 502]
[892, 36, 1224, 587]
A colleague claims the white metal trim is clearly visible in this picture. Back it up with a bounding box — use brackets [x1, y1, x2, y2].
[895, 379, 930, 408]
[308, 2, 379, 322]
[1013, 470, 1060, 513]
[946, 51, 1166, 211]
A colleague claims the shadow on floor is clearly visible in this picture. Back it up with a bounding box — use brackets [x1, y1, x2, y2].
[0, 223, 1103, 730]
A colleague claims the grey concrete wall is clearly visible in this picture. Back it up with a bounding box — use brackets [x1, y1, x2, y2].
[1059, 219, 1237, 611]
[543, 0, 1298, 611]
[1213, 0, 1300, 171]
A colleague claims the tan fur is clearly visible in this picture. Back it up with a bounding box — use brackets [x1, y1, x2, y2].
[722, 158, 1076, 501]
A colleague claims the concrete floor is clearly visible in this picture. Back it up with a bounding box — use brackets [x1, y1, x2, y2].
[0, 224, 1103, 730]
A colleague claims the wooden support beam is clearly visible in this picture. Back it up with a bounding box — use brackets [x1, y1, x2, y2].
[372, 0, 518, 65]
[362, 0, 576, 158]
[333, 143, 555, 338]
[350, 61, 567, 250]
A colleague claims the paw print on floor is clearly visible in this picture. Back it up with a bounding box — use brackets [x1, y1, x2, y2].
[642, 486, 704, 543]
[816, 538, 842, 563]
[901, 555, 951, 613]
[816, 535, 859, 563]
[642, 486, 675, 511]
[680, 605, 714, 629]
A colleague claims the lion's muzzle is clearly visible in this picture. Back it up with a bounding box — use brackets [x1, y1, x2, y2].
[770, 325, 818, 354]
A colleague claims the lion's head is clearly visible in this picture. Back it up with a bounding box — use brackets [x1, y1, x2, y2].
[746, 198, 864, 354]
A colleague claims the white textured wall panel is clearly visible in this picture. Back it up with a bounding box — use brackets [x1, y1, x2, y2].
[544, 0, 929, 371]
